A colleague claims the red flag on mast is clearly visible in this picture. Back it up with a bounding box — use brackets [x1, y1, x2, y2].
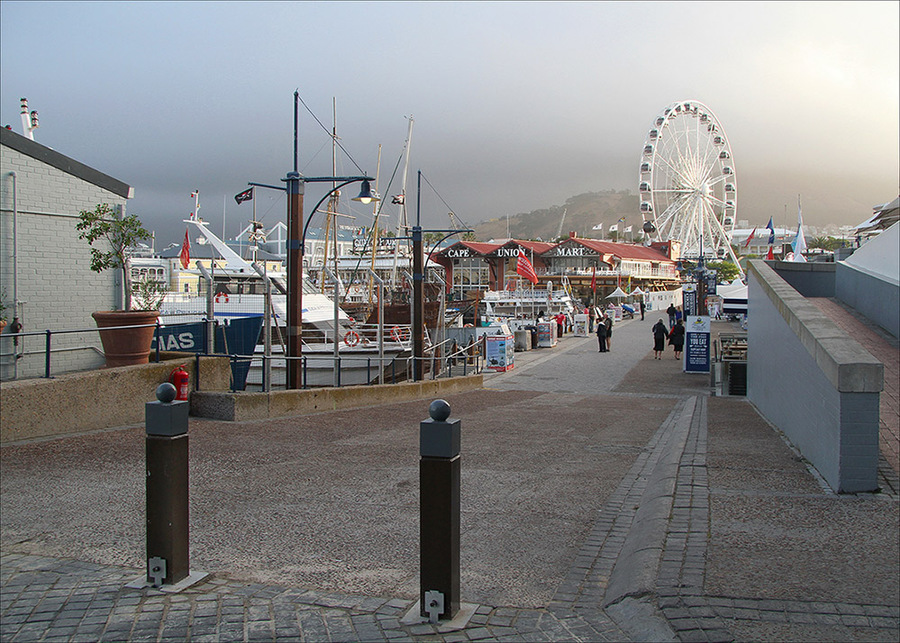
[179, 228, 191, 269]
[744, 226, 757, 248]
[590, 266, 597, 292]
[516, 252, 539, 285]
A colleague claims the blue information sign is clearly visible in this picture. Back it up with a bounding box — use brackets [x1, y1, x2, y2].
[684, 315, 711, 373]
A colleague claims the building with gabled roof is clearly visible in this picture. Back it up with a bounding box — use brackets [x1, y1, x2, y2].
[1, 126, 133, 379]
[431, 232, 679, 302]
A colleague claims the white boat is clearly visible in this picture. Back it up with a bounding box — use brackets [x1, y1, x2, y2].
[481, 280, 580, 330]
[158, 214, 414, 388]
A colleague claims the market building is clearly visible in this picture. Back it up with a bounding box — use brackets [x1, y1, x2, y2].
[432, 233, 680, 302]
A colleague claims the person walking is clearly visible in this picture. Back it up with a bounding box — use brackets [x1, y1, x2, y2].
[675, 306, 684, 326]
[667, 303, 676, 328]
[639, 300, 646, 321]
[652, 318, 668, 359]
[596, 314, 608, 352]
[604, 312, 614, 351]
[668, 319, 685, 359]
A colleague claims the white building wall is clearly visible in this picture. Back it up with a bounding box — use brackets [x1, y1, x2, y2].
[1, 144, 130, 380]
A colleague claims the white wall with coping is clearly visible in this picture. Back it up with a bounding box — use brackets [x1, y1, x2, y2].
[835, 223, 900, 339]
[747, 260, 883, 492]
[1, 134, 131, 380]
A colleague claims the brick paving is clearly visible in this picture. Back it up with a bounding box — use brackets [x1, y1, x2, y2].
[2, 312, 898, 642]
[809, 297, 900, 476]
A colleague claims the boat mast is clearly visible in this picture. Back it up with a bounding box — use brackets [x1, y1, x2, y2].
[368, 143, 383, 303]
[391, 116, 414, 291]
[321, 98, 339, 293]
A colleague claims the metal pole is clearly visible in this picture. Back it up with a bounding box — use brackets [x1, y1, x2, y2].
[365, 268, 385, 385]
[286, 171, 304, 389]
[325, 267, 341, 387]
[413, 171, 424, 381]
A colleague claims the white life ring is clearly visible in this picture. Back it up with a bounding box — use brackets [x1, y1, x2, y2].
[344, 330, 361, 347]
[215, 292, 229, 303]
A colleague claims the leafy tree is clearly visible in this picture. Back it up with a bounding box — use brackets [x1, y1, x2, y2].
[809, 236, 843, 252]
[76, 203, 153, 311]
[705, 260, 741, 284]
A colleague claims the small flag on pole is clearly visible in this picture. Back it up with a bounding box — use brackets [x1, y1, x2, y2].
[609, 224, 618, 233]
[234, 187, 253, 204]
[791, 196, 807, 262]
[179, 227, 191, 269]
[744, 226, 757, 248]
[766, 216, 775, 245]
[391, 193, 405, 205]
[516, 252, 539, 285]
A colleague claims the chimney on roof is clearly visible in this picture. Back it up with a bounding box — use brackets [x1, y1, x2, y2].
[569, 231, 577, 238]
[20, 98, 39, 140]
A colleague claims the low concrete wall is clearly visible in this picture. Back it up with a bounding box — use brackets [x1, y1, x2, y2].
[747, 260, 883, 493]
[190, 374, 484, 422]
[0, 355, 232, 443]
[768, 260, 836, 298]
[836, 262, 900, 339]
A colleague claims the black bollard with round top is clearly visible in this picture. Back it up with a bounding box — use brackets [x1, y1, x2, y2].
[143, 382, 191, 588]
[419, 398, 461, 622]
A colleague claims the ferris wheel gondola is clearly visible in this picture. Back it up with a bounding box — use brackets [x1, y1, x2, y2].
[639, 100, 743, 272]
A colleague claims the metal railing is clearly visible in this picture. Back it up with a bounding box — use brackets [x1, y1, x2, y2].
[0, 318, 484, 389]
[0, 320, 167, 380]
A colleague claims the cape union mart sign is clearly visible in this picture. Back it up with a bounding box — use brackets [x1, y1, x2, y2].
[492, 247, 526, 258]
[445, 247, 475, 258]
[549, 245, 596, 257]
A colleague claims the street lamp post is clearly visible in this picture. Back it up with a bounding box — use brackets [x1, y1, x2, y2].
[254, 92, 378, 389]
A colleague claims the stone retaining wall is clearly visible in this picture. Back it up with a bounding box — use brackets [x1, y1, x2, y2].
[0, 355, 231, 443]
[190, 374, 484, 421]
[747, 260, 882, 492]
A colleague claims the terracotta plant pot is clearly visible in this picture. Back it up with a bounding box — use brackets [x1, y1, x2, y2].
[92, 310, 160, 368]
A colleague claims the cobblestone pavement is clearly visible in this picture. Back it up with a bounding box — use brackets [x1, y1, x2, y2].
[809, 297, 900, 477]
[2, 313, 898, 642]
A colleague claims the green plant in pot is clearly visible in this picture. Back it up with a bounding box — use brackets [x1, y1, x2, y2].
[77, 203, 163, 367]
[0, 288, 8, 333]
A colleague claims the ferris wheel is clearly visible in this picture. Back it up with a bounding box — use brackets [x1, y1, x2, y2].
[639, 100, 741, 268]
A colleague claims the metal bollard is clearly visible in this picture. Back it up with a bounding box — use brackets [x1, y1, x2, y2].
[420, 399, 460, 622]
[145, 383, 190, 587]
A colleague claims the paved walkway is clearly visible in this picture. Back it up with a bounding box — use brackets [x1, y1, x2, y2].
[2, 313, 898, 642]
[809, 297, 900, 478]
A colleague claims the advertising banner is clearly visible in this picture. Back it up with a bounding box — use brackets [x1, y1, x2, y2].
[485, 334, 514, 372]
[684, 315, 711, 373]
[683, 283, 698, 316]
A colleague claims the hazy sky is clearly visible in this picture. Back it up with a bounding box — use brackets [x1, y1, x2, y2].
[2, 1, 897, 247]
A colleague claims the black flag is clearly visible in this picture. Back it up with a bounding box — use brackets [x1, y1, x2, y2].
[234, 188, 253, 204]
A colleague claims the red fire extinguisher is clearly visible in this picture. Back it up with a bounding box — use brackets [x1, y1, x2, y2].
[170, 365, 190, 401]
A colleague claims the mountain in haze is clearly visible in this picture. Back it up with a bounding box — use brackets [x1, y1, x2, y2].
[472, 190, 641, 242]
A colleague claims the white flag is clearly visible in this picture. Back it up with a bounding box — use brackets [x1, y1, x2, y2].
[609, 224, 618, 233]
[791, 195, 807, 262]
[592, 223, 603, 231]
[624, 226, 633, 233]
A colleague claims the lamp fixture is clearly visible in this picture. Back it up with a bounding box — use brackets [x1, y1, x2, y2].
[352, 180, 380, 205]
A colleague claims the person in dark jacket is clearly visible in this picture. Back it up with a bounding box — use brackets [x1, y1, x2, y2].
[668, 319, 686, 359]
[604, 313, 613, 351]
[596, 315, 608, 352]
[652, 319, 668, 359]
[666, 303, 676, 328]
